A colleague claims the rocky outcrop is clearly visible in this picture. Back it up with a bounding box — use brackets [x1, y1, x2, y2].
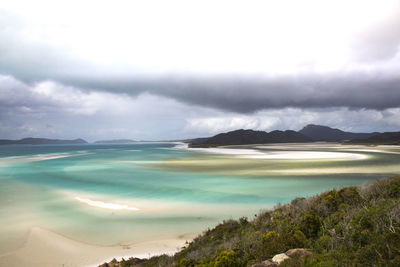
[252, 248, 312, 266]
[272, 253, 290, 264]
[252, 259, 277, 267]
[285, 248, 312, 258]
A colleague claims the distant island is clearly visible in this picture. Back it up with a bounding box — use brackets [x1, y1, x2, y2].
[1, 124, 399, 147]
[0, 137, 87, 145]
[188, 124, 400, 147]
[94, 139, 137, 144]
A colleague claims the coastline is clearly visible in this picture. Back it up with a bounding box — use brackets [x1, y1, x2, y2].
[0, 227, 185, 267]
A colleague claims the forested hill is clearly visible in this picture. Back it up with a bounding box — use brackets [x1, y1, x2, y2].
[298, 124, 376, 142]
[348, 132, 400, 145]
[186, 125, 392, 147]
[189, 129, 311, 147]
[101, 176, 400, 267]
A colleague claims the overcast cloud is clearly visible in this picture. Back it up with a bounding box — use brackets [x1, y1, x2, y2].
[0, 0, 400, 140]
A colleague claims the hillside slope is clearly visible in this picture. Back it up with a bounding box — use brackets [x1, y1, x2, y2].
[349, 132, 400, 145]
[101, 177, 400, 267]
[298, 124, 376, 142]
[189, 129, 311, 147]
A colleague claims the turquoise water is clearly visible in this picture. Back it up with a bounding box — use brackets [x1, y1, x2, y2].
[0, 142, 399, 257]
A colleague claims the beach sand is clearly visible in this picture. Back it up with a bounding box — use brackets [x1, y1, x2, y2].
[0, 227, 185, 267]
[180, 143, 368, 160]
[160, 143, 400, 176]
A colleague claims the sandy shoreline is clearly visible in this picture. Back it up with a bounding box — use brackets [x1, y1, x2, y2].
[0, 227, 185, 267]
[0, 188, 258, 267]
[177, 142, 368, 160]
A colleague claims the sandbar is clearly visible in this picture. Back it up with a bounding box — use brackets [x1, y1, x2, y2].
[180, 143, 367, 160]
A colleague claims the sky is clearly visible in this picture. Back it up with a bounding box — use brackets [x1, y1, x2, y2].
[1, 0, 400, 141]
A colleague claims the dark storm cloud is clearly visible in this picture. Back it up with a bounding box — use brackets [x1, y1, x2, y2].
[47, 71, 399, 113]
[1, 68, 400, 114]
[1, 5, 400, 114]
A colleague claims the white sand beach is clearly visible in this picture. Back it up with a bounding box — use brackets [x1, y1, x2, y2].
[242, 151, 367, 160]
[0, 227, 185, 267]
[181, 143, 368, 160]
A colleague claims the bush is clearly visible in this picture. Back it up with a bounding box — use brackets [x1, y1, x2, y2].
[315, 235, 331, 252]
[213, 250, 242, 267]
[300, 211, 321, 238]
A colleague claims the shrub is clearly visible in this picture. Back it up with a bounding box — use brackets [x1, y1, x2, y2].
[300, 211, 321, 238]
[213, 250, 242, 267]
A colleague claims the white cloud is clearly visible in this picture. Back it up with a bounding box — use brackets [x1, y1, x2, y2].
[0, 75, 109, 115]
[0, 0, 399, 115]
[0, 75, 215, 140]
[184, 116, 282, 135]
[184, 108, 400, 136]
[1, 74, 399, 141]
[1, 0, 399, 75]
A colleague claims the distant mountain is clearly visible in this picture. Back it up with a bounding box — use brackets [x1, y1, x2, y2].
[0, 137, 87, 145]
[348, 132, 400, 145]
[94, 139, 137, 144]
[189, 129, 312, 147]
[298, 124, 377, 142]
[187, 125, 391, 147]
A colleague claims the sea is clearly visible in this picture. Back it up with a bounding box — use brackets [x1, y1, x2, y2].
[1, 142, 399, 265]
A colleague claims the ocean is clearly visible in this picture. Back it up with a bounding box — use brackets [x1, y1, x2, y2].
[1, 142, 399, 266]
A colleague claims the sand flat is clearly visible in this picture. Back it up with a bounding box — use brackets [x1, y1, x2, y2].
[241, 151, 367, 160]
[75, 197, 140, 211]
[1, 152, 92, 164]
[183, 144, 367, 160]
[0, 227, 184, 267]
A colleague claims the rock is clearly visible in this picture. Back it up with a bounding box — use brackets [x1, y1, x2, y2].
[252, 248, 312, 267]
[262, 260, 278, 266]
[285, 248, 312, 257]
[272, 253, 290, 264]
[252, 259, 277, 267]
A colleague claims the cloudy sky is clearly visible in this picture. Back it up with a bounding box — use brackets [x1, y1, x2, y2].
[1, 0, 400, 141]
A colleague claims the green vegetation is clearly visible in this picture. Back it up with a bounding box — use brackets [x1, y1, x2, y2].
[347, 132, 400, 145]
[188, 129, 311, 147]
[101, 177, 400, 266]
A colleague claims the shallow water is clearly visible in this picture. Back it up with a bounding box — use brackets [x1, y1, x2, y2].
[0, 142, 399, 258]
